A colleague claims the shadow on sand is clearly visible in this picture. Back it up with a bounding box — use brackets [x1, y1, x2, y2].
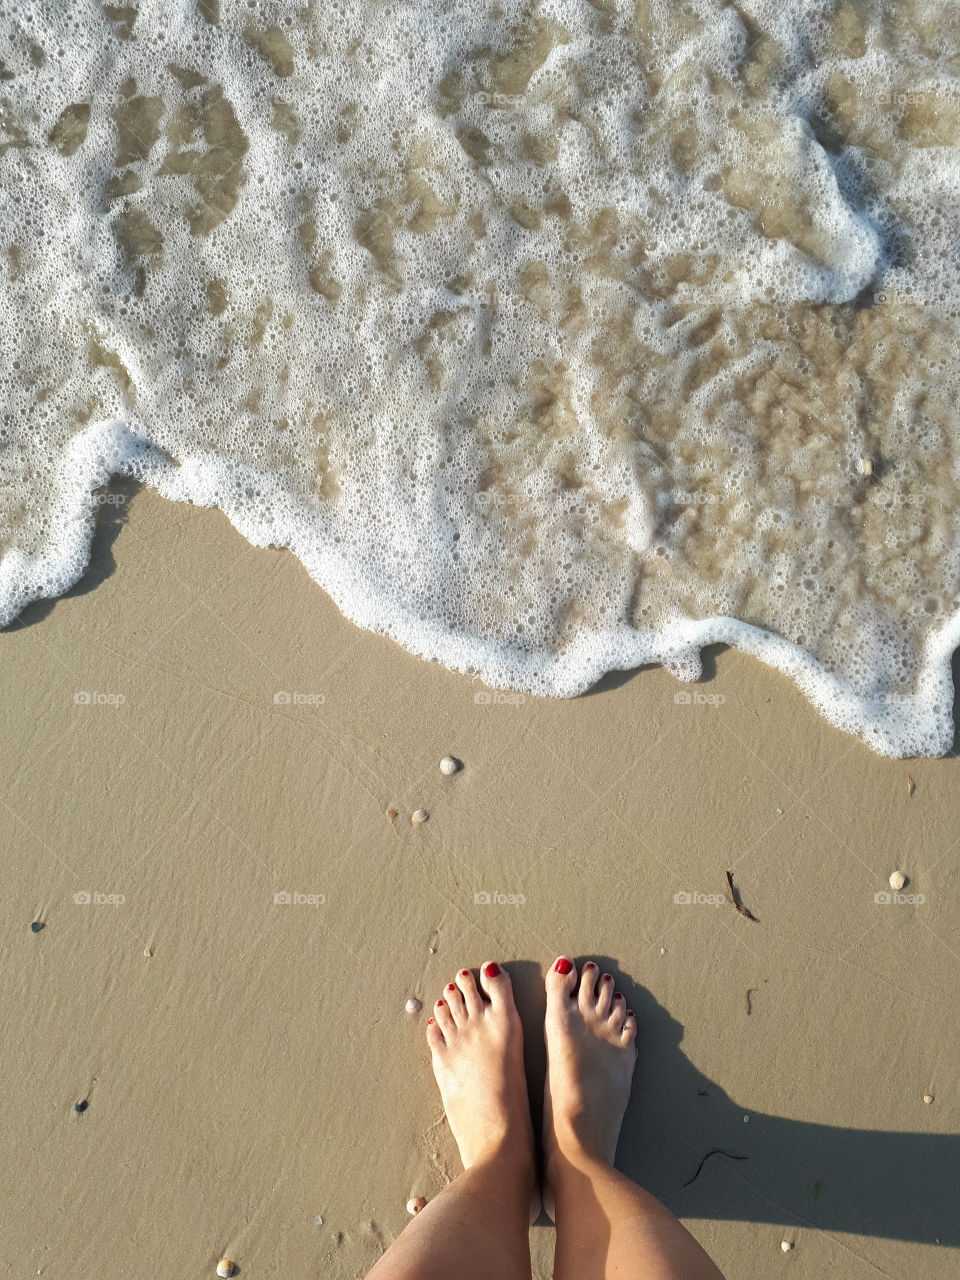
[508, 957, 955, 1246]
[0, 477, 141, 633]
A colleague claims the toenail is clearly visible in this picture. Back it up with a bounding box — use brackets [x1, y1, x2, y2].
[585, 962, 596, 969]
[614, 992, 623, 999]
[482, 962, 501, 978]
[460, 969, 470, 977]
[602, 974, 613, 982]
[436, 1000, 445, 1007]
[447, 983, 456, 990]
[427, 1017, 434, 1024]
[554, 958, 573, 975]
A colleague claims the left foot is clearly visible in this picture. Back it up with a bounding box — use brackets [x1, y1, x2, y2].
[427, 963, 538, 1209]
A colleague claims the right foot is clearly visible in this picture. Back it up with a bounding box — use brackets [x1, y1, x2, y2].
[542, 956, 638, 1217]
[426, 963, 537, 1189]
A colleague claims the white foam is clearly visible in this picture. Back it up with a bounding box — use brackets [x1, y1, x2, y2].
[1, 0, 959, 755]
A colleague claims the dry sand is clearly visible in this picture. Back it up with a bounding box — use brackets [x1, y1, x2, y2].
[2, 480, 958, 1279]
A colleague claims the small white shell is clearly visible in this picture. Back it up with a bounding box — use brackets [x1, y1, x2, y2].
[439, 756, 460, 776]
[923, 1094, 934, 1104]
[405, 997, 422, 1014]
[856, 456, 873, 476]
[889, 870, 907, 891]
[411, 809, 429, 824]
[216, 1262, 235, 1278]
[780, 1240, 794, 1252]
[407, 1196, 428, 1215]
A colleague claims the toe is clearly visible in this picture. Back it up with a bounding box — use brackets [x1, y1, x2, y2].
[610, 991, 626, 1032]
[478, 961, 512, 1012]
[444, 980, 467, 1024]
[455, 967, 483, 1016]
[621, 1009, 638, 1046]
[597, 973, 615, 1015]
[578, 960, 599, 1011]
[546, 955, 577, 1007]
[426, 1015, 446, 1050]
[434, 995, 456, 1038]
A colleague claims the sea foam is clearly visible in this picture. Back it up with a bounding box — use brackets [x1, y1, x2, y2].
[1, 0, 959, 754]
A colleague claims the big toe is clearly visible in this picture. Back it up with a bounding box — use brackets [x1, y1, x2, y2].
[546, 955, 578, 1010]
[478, 960, 514, 1013]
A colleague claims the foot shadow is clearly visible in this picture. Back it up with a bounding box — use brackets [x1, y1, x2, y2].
[569, 954, 959, 1246]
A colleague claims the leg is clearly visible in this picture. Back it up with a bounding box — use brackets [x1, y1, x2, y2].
[366, 962, 536, 1280]
[544, 957, 727, 1280]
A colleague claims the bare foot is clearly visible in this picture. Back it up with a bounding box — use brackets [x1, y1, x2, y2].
[427, 962, 539, 1214]
[542, 956, 638, 1218]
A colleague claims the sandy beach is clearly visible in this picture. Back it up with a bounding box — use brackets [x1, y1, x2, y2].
[1, 481, 956, 1278]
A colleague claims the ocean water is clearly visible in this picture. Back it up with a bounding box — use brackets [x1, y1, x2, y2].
[1, 0, 959, 755]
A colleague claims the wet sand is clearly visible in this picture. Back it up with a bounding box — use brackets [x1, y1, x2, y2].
[1, 482, 958, 1279]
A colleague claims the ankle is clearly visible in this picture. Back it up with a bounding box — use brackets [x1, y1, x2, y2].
[470, 1130, 537, 1177]
[546, 1124, 612, 1180]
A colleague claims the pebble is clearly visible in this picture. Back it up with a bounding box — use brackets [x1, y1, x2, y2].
[143, 947, 152, 958]
[386, 808, 399, 820]
[30, 921, 44, 933]
[73, 1100, 89, 1114]
[856, 456, 873, 476]
[780, 1240, 794, 1252]
[405, 998, 422, 1014]
[659, 947, 667, 955]
[923, 1094, 934, 1104]
[439, 756, 460, 776]
[411, 810, 429, 824]
[314, 1215, 324, 1226]
[216, 1261, 235, 1278]
[889, 870, 907, 891]
[407, 1197, 428, 1215]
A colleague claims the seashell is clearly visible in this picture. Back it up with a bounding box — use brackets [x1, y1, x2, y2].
[856, 456, 873, 476]
[30, 921, 44, 933]
[923, 1094, 934, 1104]
[780, 1240, 794, 1252]
[407, 1196, 428, 1215]
[411, 810, 429, 824]
[439, 756, 460, 776]
[216, 1261, 235, 1278]
[889, 870, 907, 891]
[73, 1100, 89, 1114]
[405, 998, 422, 1014]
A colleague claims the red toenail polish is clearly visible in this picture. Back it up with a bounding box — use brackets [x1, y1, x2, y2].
[602, 974, 613, 982]
[427, 1017, 434, 1024]
[483, 962, 501, 978]
[460, 969, 470, 977]
[585, 962, 596, 969]
[555, 958, 573, 975]
[447, 984, 456, 991]
[436, 999, 445, 1007]
[614, 992, 623, 999]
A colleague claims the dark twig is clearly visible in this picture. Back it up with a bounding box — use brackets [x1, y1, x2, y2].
[726, 870, 759, 922]
[682, 1148, 749, 1188]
